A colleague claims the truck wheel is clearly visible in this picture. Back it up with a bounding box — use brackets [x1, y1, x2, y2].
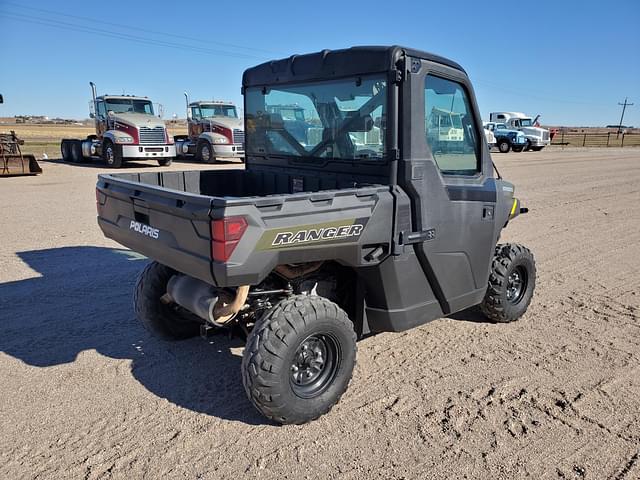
[497, 140, 511, 153]
[157, 157, 172, 166]
[525, 139, 532, 151]
[102, 140, 122, 168]
[531, 146, 544, 152]
[512, 146, 524, 153]
[133, 261, 201, 340]
[61, 140, 72, 162]
[480, 243, 536, 323]
[70, 140, 84, 163]
[242, 295, 357, 425]
[196, 140, 216, 164]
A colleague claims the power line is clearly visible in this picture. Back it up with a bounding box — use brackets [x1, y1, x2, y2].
[3, 1, 279, 56]
[617, 97, 633, 137]
[0, 11, 269, 60]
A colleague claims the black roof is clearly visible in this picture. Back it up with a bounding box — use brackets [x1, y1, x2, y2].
[242, 45, 465, 87]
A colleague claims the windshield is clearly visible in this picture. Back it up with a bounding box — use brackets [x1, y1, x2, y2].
[245, 75, 387, 161]
[519, 118, 533, 127]
[200, 104, 238, 118]
[105, 98, 154, 115]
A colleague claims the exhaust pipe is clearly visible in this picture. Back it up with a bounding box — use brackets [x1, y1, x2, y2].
[184, 91, 190, 118]
[164, 274, 249, 326]
[89, 81, 97, 108]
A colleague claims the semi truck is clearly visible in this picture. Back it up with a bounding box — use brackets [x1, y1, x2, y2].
[61, 82, 175, 168]
[489, 112, 550, 151]
[96, 46, 536, 425]
[174, 94, 244, 163]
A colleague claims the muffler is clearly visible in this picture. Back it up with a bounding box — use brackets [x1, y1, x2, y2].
[164, 274, 249, 326]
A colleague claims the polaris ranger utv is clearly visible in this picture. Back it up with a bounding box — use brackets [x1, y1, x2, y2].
[96, 46, 535, 424]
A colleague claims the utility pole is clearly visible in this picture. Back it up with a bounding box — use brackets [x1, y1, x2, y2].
[617, 97, 633, 138]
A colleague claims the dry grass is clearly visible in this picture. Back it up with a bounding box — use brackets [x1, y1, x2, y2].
[0, 123, 185, 158]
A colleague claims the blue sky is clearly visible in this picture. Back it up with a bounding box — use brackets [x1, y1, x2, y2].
[1, 0, 638, 126]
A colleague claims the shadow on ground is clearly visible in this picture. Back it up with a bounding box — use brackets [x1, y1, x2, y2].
[0, 246, 264, 425]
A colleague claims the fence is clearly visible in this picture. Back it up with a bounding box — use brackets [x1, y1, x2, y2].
[551, 131, 640, 148]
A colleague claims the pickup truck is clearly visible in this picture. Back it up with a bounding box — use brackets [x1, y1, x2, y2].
[97, 46, 536, 425]
[484, 121, 528, 153]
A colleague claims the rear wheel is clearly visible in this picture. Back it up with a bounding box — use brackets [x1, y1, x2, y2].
[531, 146, 544, 152]
[102, 140, 122, 168]
[70, 140, 84, 163]
[497, 139, 511, 153]
[480, 243, 536, 323]
[196, 139, 216, 164]
[60, 139, 72, 162]
[134, 261, 201, 340]
[242, 295, 357, 424]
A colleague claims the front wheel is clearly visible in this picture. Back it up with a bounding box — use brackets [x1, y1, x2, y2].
[102, 140, 122, 168]
[531, 146, 544, 152]
[196, 140, 216, 164]
[242, 295, 357, 425]
[497, 140, 511, 153]
[157, 157, 172, 166]
[512, 146, 524, 153]
[480, 243, 536, 323]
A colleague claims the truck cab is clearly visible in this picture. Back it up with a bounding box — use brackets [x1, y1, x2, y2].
[174, 98, 245, 163]
[489, 111, 550, 151]
[61, 83, 175, 168]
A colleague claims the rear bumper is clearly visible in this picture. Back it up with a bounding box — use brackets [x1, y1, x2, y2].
[212, 144, 244, 157]
[122, 144, 176, 158]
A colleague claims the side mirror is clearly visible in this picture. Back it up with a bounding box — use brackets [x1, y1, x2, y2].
[89, 112, 95, 119]
[0, 94, 4, 104]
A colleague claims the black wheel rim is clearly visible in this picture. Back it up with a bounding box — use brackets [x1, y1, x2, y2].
[106, 146, 114, 164]
[506, 265, 528, 304]
[290, 333, 339, 399]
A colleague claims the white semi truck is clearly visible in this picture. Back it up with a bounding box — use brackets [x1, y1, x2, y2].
[61, 82, 175, 168]
[174, 93, 244, 163]
[489, 112, 550, 151]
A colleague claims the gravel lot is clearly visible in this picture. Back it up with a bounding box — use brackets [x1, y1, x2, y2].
[1, 149, 639, 479]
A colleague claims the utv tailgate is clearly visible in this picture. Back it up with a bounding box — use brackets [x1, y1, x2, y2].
[96, 170, 394, 287]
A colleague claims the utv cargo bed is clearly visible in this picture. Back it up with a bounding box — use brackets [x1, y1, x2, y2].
[97, 169, 394, 287]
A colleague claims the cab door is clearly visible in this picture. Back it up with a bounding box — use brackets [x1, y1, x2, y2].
[95, 100, 108, 138]
[400, 58, 497, 314]
[188, 106, 203, 139]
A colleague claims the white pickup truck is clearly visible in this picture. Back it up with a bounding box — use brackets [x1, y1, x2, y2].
[489, 112, 550, 151]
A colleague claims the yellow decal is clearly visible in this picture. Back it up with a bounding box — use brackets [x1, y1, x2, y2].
[510, 198, 518, 216]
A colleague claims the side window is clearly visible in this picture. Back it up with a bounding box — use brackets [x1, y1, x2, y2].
[425, 75, 480, 175]
[191, 107, 201, 120]
[96, 101, 106, 118]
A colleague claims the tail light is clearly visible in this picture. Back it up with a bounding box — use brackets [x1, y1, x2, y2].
[211, 216, 248, 262]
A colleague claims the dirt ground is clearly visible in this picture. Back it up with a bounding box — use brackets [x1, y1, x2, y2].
[1, 149, 639, 479]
